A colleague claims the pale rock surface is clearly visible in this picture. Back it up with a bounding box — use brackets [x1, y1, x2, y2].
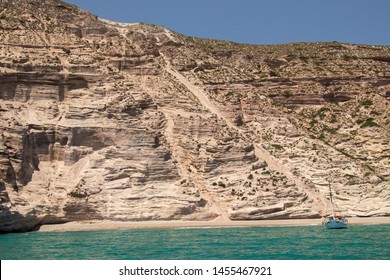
[0, 0, 389, 232]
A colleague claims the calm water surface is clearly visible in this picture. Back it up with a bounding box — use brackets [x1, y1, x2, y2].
[0, 224, 389, 260]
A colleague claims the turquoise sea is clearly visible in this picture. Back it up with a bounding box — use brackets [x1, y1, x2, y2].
[0, 224, 389, 260]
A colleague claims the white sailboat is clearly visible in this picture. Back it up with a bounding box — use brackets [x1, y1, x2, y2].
[322, 183, 348, 229]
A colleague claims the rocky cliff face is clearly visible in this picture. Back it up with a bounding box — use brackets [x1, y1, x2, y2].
[1, 0, 389, 232]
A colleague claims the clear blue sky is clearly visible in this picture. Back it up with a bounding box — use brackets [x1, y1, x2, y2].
[64, 0, 390, 46]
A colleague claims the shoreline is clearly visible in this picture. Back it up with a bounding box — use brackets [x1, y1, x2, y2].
[37, 217, 390, 232]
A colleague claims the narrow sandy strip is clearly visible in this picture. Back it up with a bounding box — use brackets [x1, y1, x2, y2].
[38, 217, 390, 232]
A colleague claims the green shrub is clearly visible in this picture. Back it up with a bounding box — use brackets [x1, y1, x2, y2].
[271, 144, 283, 150]
[370, 110, 381, 116]
[362, 99, 373, 107]
[360, 118, 379, 128]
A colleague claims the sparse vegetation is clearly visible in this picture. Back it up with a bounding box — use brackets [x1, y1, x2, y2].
[55, 3, 72, 10]
[360, 118, 379, 128]
[362, 99, 373, 107]
[310, 119, 318, 127]
[271, 144, 283, 150]
[370, 110, 381, 116]
[1, 1, 390, 226]
[323, 126, 338, 134]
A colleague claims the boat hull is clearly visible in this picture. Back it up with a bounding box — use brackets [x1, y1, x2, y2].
[324, 220, 348, 229]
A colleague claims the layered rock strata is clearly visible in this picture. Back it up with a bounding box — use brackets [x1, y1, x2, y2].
[0, 0, 389, 232]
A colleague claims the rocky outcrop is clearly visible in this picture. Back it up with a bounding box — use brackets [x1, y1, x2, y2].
[0, 0, 389, 232]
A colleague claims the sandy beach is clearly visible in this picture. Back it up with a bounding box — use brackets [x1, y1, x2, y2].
[37, 217, 390, 232]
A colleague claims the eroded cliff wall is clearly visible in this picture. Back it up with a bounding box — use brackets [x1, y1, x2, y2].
[0, 0, 389, 232]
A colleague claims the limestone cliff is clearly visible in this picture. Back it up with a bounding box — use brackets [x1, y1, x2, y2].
[1, 0, 389, 232]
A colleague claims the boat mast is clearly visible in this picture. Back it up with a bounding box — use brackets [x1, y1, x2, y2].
[328, 182, 335, 218]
